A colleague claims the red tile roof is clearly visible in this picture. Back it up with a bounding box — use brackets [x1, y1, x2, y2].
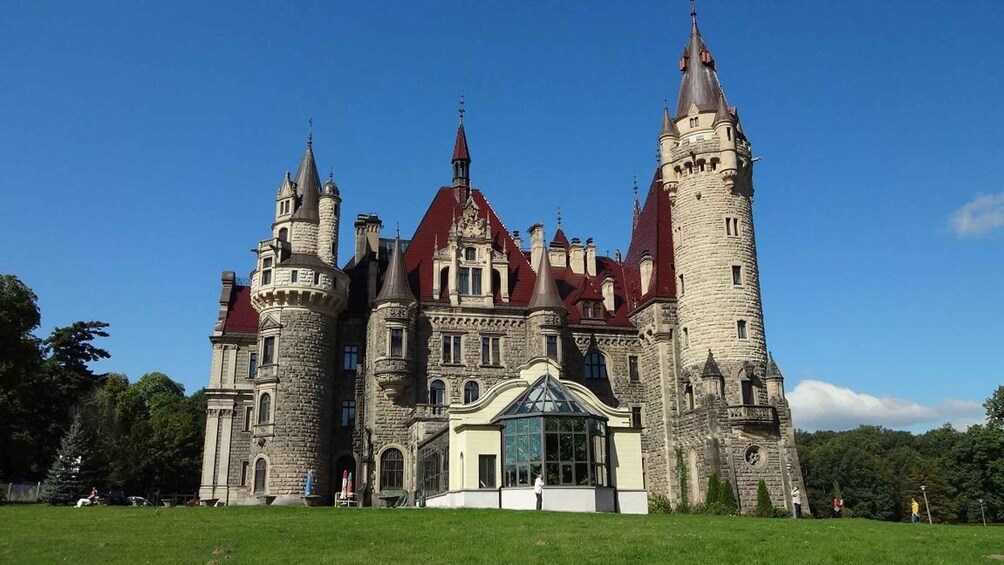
[550, 228, 569, 249]
[452, 124, 470, 162]
[223, 285, 259, 334]
[623, 168, 678, 311]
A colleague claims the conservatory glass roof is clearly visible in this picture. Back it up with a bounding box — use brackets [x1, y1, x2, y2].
[494, 374, 605, 421]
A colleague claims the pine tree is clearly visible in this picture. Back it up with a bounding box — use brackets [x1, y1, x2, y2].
[755, 479, 774, 517]
[41, 412, 95, 505]
[719, 479, 738, 514]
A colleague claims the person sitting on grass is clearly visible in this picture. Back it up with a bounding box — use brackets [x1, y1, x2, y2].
[75, 486, 98, 508]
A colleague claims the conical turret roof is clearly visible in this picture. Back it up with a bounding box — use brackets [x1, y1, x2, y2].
[767, 352, 783, 378]
[675, 12, 727, 119]
[452, 122, 471, 162]
[660, 106, 680, 136]
[701, 349, 723, 377]
[527, 247, 565, 312]
[291, 139, 321, 222]
[375, 237, 415, 304]
[713, 95, 732, 125]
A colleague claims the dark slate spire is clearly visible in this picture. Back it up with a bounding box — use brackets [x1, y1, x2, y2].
[527, 246, 565, 312]
[660, 106, 680, 137]
[767, 352, 783, 378]
[675, 5, 727, 119]
[291, 129, 321, 222]
[375, 236, 415, 304]
[452, 95, 471, 189]
[632, 173, 642, 230]
[701, 349, 723, 377]
[713, 94, 732, 125]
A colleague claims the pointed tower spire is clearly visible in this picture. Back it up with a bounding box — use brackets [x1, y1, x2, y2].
[661, 105, 680, 137]
[675, 3, 726, 119]
[767, 352, 783, 378]
[291, 126, 321, 221]
[452, 95, 471, 191]
[713, 94, 732, 125]
[701, 349, 723, 377]
[527, 247, 565, 312]
[375, 237, 416, 304]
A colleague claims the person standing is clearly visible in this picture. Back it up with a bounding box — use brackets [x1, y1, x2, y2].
[911, 498, 920, 524]
[791, 486, 802, 519]
[534, 475, 544, 511]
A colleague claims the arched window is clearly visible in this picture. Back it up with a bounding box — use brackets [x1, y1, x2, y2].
[584, 351, 608, 380]
[258, 393, 271, 424]
[254, 458, 267, 493]
[429, 380, 446, 405]
[381, 449, 404, 490]
[463, 381, 480, 404]
[278, 228, 288, 243]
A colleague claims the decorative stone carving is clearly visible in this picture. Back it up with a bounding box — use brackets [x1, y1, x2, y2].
[744, 445, 766, 469]
[373, 358, 411, 401]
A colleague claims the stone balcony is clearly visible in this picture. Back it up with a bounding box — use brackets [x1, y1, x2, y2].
[414, 403, 448, 420]
[726, 405, 777, 428]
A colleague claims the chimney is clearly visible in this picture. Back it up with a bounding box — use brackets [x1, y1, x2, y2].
[528, 224, 544, 273]
[354, 214, 369, 264]
[640, 251, 654, 295]
[602, 274, 615, 312]
[585, 238, 597, 277]
[569, 238, 584, 274]
[512, 230, 522, 250]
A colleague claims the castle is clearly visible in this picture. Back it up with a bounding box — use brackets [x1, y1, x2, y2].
[199, 8, 807, 513]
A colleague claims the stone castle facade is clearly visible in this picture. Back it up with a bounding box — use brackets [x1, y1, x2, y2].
[199, 10, 808, 512]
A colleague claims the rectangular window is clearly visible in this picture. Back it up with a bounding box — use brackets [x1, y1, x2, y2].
[628, 356, 640, 383]
[248, 353, 257, 379]
[631, 406, 642, 429]
[481, 336, 501, 366]
[341, 400, 356, 429]
[689, 117, 699, 127]
[343, 345, 359, 372]
[241, 461, 249, 487]
[261, 258, 273, 285]
[737, 320, 748, 339]
[732, 265, 743, 286]
[262, 336, 276, 364]
[458, 268, 470, 295]
[545, 335, 558, 360]
[471, 268, 482, 295]
[442, 335, 462, 364]
[244, 406, 253, 432]
[678, 274, 685, 295]
[313, 272, 320, 285]
[390, 329, 404, 357]
[725, 217, 740, 237]
[726, 126, 732, 141]
[479, 454, 497, 489]
[683, 328, 689, 348]
[291, 270, 298, 283]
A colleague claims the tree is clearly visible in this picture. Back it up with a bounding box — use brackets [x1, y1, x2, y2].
[719, 479, 738, 514]
[985, 386, 1004, 429]
[754, 479, 773, 517]
[40, 412, 97, 505]
[705, 473, 721, 506]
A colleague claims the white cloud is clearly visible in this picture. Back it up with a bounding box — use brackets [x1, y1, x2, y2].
[950, 191, 1004, 237]
[788, 379, 985, 432]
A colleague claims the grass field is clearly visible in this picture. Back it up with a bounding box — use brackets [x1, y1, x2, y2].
[1, 505, 1001, 564]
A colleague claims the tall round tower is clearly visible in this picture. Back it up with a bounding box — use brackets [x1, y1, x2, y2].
[659, 13, 767, 389]
[249, 134, 348, 505]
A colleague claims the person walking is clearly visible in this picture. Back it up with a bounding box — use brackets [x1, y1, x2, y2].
[534, 475, 544, 511]
[911, 498, 920, 524]
[791, 486, 802, 519]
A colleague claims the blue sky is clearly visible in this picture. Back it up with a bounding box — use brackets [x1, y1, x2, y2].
[3, 1, 1002, 431]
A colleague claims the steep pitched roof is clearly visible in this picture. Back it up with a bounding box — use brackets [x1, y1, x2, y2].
[661, 106, 680, 136]
[375, 237, 416, 304]
[623, 167, 677, 310]
[222, 285, 258, 334]
[767, 352, 783, 378]
[291, 141, 321, 222]
[403, 188, 536, 304]
[550, 228, 569, 249]
[675, 15, 727, 119]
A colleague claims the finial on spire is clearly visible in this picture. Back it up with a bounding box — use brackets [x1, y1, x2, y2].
[307, 118, 313, 146]
[458, 93, 466, 125]
[556, 207, 562, 228]
[329, 167, 334, 182]
[690, 0, 697, 27]
[396, 222, 400, 238]
[632, 172, 639, 196]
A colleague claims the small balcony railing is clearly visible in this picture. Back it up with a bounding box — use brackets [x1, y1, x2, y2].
[726, 405, 777, 426]
[414, 403, 448, 420]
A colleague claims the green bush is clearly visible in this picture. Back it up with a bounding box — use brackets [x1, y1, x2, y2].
[720, 479, 738, 514]
[648, 494, 673, 514]
[706, 473, 721, 506]
[754, 479, 774, 518]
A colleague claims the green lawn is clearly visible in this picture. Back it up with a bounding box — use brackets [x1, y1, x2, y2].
[0, 505, 1001, 564]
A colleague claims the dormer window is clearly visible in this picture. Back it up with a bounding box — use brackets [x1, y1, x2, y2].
[582, 301, 603, 320]
[458, 267, 482, 295]
[464, 247, 477, 261]
[689, 117, 699, 127]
